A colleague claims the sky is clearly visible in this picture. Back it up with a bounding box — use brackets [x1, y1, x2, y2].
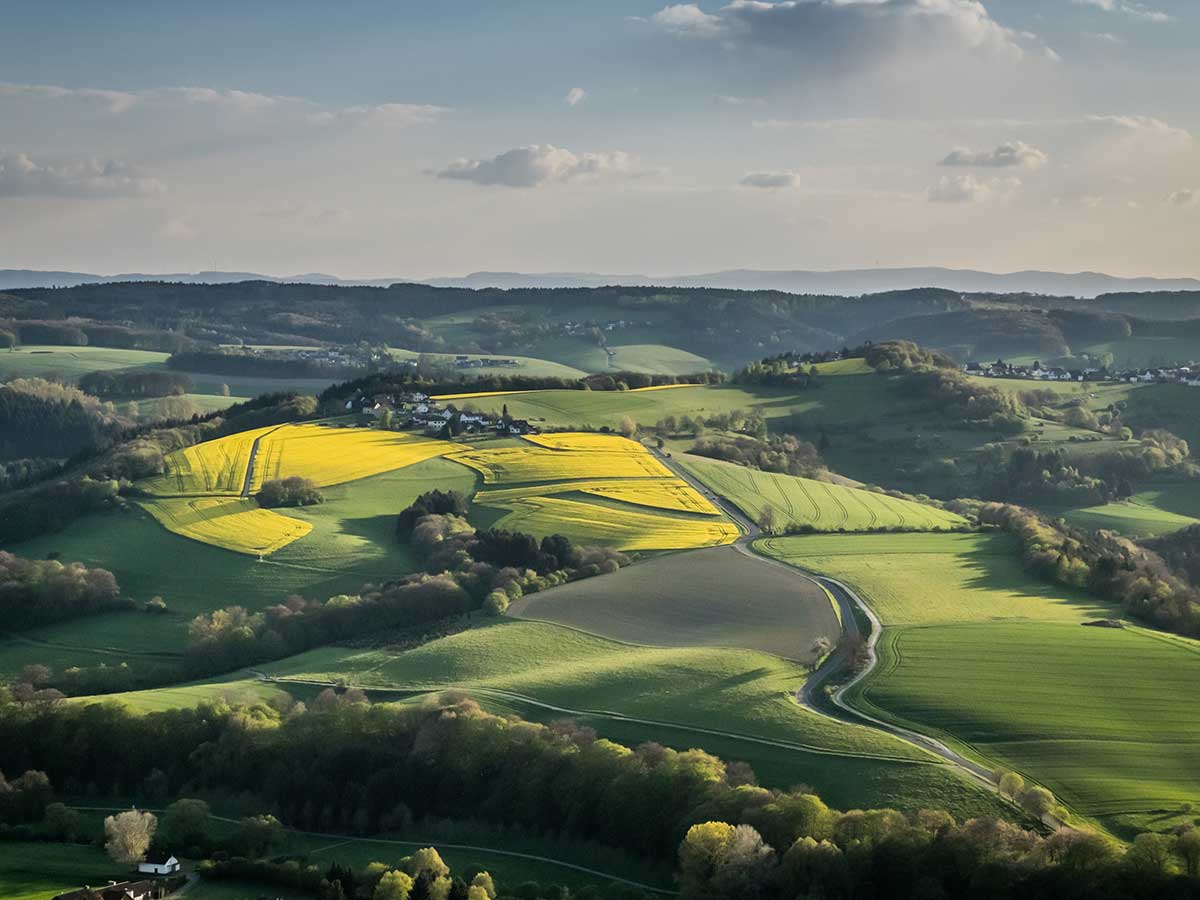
[0, 0, 1197, 279]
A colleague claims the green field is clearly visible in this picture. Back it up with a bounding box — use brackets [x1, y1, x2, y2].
[0, 345, 170, 379]
[677, 454, 967, 532]
[1058, 485, 1200, 537]
[509, 545, 839, 663]
[605, 344, 716, 375]
[1, 459, 471, 673]
[257, 619, 1007, 818]
[0, 841, 126, 900]
[760, 533, 1200, 835]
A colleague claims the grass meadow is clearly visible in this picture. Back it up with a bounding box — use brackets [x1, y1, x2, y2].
[255, 619, 1007, 818]
[678, 455, 967, 532]
[0, 841, 126, 900]
[761, 532, 1200, 836]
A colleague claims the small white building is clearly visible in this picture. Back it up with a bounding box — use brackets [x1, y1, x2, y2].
[137, 856, 181, 876]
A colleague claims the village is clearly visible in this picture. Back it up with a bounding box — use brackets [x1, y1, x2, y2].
[342, 389, 537, 436]
[966, 359, 1200, 387]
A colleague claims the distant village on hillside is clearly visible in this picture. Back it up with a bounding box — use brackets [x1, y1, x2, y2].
[342, 389, 537, 436]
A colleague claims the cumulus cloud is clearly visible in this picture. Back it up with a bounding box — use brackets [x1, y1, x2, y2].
[928, 173, 1020, 203]
[652, 4, 726, 37]
[1071, 0, 1171, 23]
[435, 145, 647, 188]
[940, 141, 1049, 169]
[0, 153, 164, 198]
[649, 0, 1041, 63]
[740, 171, 800, 189]
[565, 87, 587, 107]
[1167, 189, 1199, 208]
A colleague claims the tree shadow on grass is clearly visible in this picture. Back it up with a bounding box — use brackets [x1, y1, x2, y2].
[958, 533, 1111, 619]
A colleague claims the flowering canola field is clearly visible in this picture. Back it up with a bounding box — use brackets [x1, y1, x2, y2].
[141, 496, 313, 556]
[248, 425, 465, 491]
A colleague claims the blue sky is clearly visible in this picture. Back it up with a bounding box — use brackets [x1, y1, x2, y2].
[1, 1, 1197, 277]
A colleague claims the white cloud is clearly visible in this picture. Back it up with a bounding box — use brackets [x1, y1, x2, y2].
[0, 82, 139, 113]
[565, 87, 587, 107]
[1167, 189, 1199, 208]
[652, 4, 727, 37]
[161, 86, 282, 111]
[650, 0, 1041, 62]
[0, 80, 448, 129]
[1085, 31, 1124, 43]
[740, 171, 800, 189]
[940, 141, 1049, 169]
[1071, 0, 1171, 23]
[0, 153, 164, 198]
[1086, 114, 1192, 141]
[928, 173, 1020, 203]
[307, 103, 449, 127]
[435, 145, 647, 188]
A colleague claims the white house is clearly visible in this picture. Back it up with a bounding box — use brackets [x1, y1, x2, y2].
[137, 856, 181, 876]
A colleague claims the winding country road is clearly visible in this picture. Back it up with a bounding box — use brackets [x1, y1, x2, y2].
[651, 447, 1019, 803]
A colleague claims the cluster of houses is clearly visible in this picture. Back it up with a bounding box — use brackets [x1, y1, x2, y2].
[344, 390, 536, 435]
[967, 360, 1200, 387]
[453, 354, 521, 369]
[232, 344, 389, 372]
[53, 857, 180, 900]
[559, 318, 655, 337]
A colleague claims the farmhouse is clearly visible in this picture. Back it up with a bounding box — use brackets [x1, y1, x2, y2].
[138, 856, 181, 875]
[53, 881, 166, 900]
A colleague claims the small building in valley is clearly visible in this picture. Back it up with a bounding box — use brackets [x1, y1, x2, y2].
[137, 856, 181, 876]
[54, 880, 166, 900]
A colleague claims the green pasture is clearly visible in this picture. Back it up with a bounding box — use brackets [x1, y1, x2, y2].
[677, 455, 966, 532]
[760, 532, 1200, 836]
[0, 842, 125, 900]
[0, 345, 169, 379]
[1057, 484, 1200, 537]
[2, 459, 469, 673]
[508, 544, 840, 662]
[257, 619, 1009, 818]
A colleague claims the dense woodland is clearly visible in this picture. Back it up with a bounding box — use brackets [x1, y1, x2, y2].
[0, 695, 1197, 900]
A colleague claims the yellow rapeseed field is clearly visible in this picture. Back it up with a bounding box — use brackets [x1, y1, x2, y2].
[447, 445, 673, 483]
[486, 496, 738, 550]
[249, 424, 465, 491]
[142, 425, 280, 496]
[476, 478, 719, 515]
[141, 496, 313, 555]
[524, 432, 648, 453]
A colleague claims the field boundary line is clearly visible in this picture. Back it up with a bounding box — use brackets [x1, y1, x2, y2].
[262, 675, 934, 764]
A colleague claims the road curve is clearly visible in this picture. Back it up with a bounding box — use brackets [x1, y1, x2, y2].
[649, 447, 1033, 808]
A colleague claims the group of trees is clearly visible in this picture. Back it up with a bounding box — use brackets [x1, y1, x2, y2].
[0, 551, 126, 629]
[77, 369, 193, 399]
[0, 768, 52, 825]
[733, 357, 824, 388]
[2, 694, 1198, 899]
[0, 377, 131, 460]
[257, 476, 324, 508]
[690, 434, 826, 478]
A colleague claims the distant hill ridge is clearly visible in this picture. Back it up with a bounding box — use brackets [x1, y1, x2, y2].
[3, 266, 1198, 298]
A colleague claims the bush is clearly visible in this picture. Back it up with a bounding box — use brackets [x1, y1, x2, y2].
[257, 476, 324, 508]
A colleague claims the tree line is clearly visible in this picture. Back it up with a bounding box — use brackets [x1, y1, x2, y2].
[1, 693, 1197, 899]
[77, 369, 193, 399]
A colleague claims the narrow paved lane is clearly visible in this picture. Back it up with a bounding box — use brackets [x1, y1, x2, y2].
[650, 447, 1032, 808]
